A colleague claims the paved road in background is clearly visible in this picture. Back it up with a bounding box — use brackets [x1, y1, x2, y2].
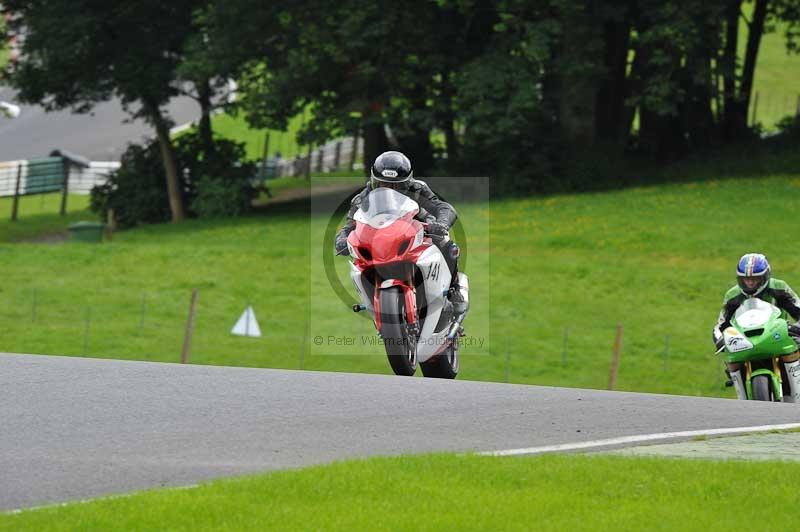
[2, 352, 799, 511]
[0, 88, 198, 161]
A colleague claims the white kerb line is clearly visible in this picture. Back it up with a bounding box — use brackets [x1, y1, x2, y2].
[480, 422, 800, 457]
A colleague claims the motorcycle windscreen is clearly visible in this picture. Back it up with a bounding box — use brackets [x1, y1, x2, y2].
[353, 187, 419, 229]
[733, 298, 780, 329]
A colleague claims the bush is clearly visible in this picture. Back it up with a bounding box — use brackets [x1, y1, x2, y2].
[90, 140, 185, 229]
[176, 133, 256, 218]
[90, 131, 256, 228]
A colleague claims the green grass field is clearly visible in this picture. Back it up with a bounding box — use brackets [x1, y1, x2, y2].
[2, 452, 796, 530]
[1, 144, 799, 397]
[211, 111, 310, 161]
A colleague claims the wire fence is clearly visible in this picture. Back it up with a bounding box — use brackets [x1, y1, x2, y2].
[0, 284, 730, 395]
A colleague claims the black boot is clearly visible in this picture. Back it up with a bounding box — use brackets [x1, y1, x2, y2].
[449, 272, 468, 316]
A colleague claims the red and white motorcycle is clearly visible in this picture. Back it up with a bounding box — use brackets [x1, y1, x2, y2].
[345, 187, 469, 378]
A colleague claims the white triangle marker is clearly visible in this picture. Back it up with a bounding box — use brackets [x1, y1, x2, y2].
[232, 306, 261, 337]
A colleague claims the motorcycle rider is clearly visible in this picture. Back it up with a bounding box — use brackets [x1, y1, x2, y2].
[335, 150, 467, 315]
[713, 253, 800, 402]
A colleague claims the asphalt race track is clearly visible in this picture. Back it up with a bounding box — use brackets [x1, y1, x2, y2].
[2, 352, 799, 511]
[0, 87, 198, 161]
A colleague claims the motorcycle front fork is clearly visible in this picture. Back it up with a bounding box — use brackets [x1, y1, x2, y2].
[726, 351, 800, 401]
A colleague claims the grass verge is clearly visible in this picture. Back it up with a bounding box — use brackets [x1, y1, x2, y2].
[0, 193, 91, 242]
[1, 452, 796, 530]
[0, 146, 799, 397]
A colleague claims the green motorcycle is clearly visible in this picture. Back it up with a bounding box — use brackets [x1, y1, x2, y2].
[719, 298, 800, 401]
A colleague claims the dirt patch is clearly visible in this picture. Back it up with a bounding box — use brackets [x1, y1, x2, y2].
[19, 231, 69, 244]
[253, 183, 360, 207]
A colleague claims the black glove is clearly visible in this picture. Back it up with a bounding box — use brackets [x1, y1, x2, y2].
[335, 237, 349, 256]
[427, 221, 449, 243]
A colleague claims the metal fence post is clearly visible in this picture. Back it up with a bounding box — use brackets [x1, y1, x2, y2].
[608, 324, 624, 390]
[11, 162, 22, 221]
[59, 159, 69, 216]
[181, 289, 199, 364]
[334, 141, 342, 171]
[259, 132, 270, 182]
[83, 306, 92, 356]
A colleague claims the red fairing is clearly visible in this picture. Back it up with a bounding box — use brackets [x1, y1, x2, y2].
[349, 212, 430, 329]
[347, 212, 430, 268]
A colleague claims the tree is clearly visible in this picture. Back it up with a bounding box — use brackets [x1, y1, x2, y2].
[210, 0, 498, 176]
[2, 0, 204, 222]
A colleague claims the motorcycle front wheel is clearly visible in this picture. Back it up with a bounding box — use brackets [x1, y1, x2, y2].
[379, 287, 417, 376]
[751, 374, 774, 401]
[420, 338, 459, 379]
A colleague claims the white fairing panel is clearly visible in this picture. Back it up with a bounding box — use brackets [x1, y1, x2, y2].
[415, 245, 452, 362]
[723, 327, 754, 353]
[350, 262, 375, 317]
[734, 298, 777, 329]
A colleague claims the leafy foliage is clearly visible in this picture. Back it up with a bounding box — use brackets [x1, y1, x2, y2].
[177, 133, 257, 218]
[90, 131, 255, 227]
[8, 0, 800, 196]
[90, 141, 188, 229]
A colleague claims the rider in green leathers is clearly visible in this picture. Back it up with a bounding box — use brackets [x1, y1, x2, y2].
[713, 253, 800, 402]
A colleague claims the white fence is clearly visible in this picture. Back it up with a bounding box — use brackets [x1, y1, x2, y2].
[0, 158, 119, 198]
[0, 131, 361, 200]
[270, 135, 363, 178]
[69, 162, 121, 194]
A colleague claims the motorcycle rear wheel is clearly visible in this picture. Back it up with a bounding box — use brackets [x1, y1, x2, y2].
[751, 374, 774, 401]
[379, 287, 417, 376]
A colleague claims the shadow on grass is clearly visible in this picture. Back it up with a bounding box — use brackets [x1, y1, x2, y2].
[490, 131, 800, 200]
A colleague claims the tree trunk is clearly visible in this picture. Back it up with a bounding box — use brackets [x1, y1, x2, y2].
[595, 17, 632, 145]
[145, 100, 186, 222]
[722, 0, 743, 139]
[684, 17, 717, 149]
[739, 0, 768, 124]
[361, 121, 389, 178]
[623, 45, 642, 139]
[196, 78, 214, 155]
[552, 3, 601, 147]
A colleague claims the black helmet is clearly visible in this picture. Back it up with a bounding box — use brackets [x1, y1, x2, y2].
[370, 151, 412, 190]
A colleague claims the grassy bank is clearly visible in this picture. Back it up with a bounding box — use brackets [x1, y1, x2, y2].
[0, 193, 91, 242]
[2, 452, 796, 530]
[1, 157, 798, 397]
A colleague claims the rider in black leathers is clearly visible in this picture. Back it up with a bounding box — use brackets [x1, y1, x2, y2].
[335, 151, 466, 314]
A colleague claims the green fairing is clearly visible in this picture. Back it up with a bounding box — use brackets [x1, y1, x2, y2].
[721, 303, 796, 364]
[720, 295, 799, 402]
